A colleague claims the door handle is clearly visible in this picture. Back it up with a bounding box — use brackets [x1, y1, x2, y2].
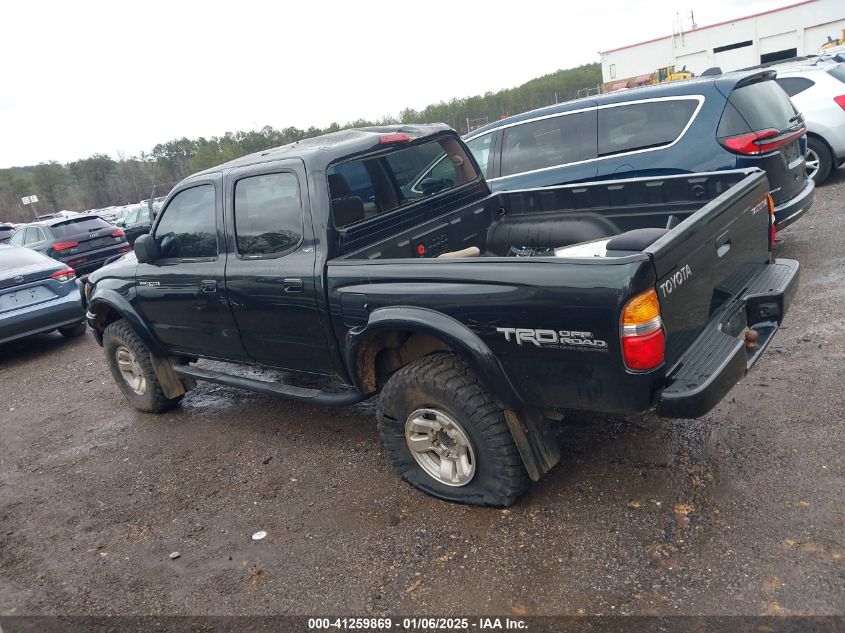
[283, 277, 304, 293]
[200, 279, 217, 293]
[715, 231, 731, 258]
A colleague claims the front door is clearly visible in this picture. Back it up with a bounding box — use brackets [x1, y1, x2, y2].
[134, 175, 248, 361]
[223, 161, 332, 373]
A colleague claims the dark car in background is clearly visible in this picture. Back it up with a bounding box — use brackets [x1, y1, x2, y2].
[0, 245, 86, 344]
[8, 215, 131, 275]
[0, 223, 15, 244]
[115, 205, 153, 245]
[450, 69, 813, 231]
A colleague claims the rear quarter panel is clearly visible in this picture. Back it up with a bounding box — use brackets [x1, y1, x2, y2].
[328, 257, 665, 413]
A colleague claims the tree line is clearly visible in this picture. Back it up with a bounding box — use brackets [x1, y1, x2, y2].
[0, 63, 600, 223]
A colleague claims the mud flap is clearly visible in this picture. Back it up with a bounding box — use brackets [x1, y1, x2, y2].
[503, 409, 561, 481]
[149, 354, 196, 399]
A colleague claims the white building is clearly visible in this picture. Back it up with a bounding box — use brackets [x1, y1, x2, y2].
[600, 0, 845, 86]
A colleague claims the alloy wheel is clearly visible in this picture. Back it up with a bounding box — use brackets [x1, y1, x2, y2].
[404, 408, 476, 486]
[115, 346, 147, 395]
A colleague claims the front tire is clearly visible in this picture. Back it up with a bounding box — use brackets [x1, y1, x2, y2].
[103, 319, 182, 413]
[806, 137, 832, 184]
[376, 353, 530, 507]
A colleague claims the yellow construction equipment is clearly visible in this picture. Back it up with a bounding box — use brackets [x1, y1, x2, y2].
[651, 65, 693, 84]
[819, 29, 845, 50]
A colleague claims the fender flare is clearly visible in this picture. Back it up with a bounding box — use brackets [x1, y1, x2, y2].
[344, 306, 524, 408]
[88, 289, 165, 357]
[88, 289, 190, 399]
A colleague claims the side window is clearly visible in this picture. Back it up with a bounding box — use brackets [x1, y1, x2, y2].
[465, 133, 493, 176]
[22, 227, 37, 245]
[775, 77, 814, 97]
[234, 172, 303, 257]
[153, 184, 217, 259]
[35, 228, 46, 242]
[10, 230, 24, 246]
[598, 99, 699, 156]
[500, 110, 597, 177]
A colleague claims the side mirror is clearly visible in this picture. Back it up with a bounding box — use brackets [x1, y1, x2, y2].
[134, 233, 159, 264]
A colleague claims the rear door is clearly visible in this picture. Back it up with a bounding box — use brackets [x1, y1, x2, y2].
[716, 77, 807, 206]
[223, 160, 332, 373]
[646, 171, 772, 367]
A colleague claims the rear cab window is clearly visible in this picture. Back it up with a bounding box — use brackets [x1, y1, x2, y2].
[328, 136, 478, 228]
[598, 98, 699, 156]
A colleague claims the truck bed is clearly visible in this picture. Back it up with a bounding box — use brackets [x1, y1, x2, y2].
[336, 170, 755, 261]
[329, 168, 786, 416]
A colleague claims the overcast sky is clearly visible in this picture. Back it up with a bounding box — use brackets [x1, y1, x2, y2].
[0, 0, 787, 168]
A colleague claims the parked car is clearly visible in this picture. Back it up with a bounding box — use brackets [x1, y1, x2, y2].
[0, 223, 15, 244]
[116, 205, 153, 245]
[8, 215, 131, 275]
[0, 244, 86, 344]
[449, 69, 813, 232]
[773, 61, 845, 183]
[83, 125, 796, 506]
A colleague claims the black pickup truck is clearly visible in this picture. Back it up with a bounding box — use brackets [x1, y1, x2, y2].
[83, 125, 798, 506]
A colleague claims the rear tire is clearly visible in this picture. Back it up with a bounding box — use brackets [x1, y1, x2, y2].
[807, 137, 832, 184]
[376, 353, 530, 507]
[103, 319, 182, 413]
[58, 322, 86, 338]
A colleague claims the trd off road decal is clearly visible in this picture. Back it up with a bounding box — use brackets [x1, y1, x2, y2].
[495, 328, 608, 352]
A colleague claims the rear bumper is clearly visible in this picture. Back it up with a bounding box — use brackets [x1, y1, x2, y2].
[656, 258, 799, 418]
[61, 244, 132, 275]
[0, 290, 85, 345]
[773, 178, 814, 231]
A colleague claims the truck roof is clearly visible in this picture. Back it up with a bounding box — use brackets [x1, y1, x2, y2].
[189, 123, 453, 180]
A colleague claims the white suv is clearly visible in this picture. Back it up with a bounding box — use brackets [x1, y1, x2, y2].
[775, 61, 845, 183]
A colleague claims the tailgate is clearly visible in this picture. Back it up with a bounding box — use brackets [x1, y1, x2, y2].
[645, 170, 772, 369]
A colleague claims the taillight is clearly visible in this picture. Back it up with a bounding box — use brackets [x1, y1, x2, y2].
[621, 289, 665, 371]
[834, 95, 845, 110]
[767, 194, 776, 245]
[50, 268, 76, 282]
[111, 229, 125, 238]
[719, 127, 805, 155]
[53, 241, 79, 251]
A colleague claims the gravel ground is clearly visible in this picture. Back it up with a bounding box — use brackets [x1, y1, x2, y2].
[1, 172, 843, 617]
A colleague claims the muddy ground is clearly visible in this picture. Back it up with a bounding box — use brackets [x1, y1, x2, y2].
[1, 173, 843, 617]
